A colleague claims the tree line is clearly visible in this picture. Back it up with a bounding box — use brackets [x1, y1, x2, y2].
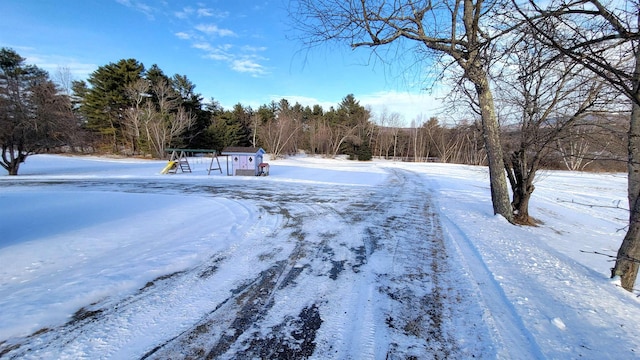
[1, 49, 624, 169]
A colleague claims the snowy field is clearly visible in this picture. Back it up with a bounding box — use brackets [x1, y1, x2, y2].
[0, 154, 638, 359]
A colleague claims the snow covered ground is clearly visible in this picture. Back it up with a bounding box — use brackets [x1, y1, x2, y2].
[0, 154, 638, 359]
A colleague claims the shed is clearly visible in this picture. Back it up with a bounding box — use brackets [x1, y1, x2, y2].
[221, 147, 266, 176]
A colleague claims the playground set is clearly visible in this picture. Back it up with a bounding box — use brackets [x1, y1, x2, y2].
[160, 147, 269, 176]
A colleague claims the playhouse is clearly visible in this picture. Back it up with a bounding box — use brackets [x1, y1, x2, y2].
[221, 147, 267, 176]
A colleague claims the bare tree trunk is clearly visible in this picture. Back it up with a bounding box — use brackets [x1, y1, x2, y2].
[505, 149, 539, 225]
[612, 68, 640, 289]
[614, 193, 640, 291]
[330, 125, 358, 158]
[473, 72, 513, 221]
[1, 148, 26, 175]
[392, 128, 398, 160]
[413, 126, 419, 162]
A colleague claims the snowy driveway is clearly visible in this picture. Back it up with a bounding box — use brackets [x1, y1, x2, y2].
[3, 155, 640, 359]
[0, 167, 496, 359]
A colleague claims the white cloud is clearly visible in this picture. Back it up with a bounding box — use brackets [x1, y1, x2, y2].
[196, 8, 213, 17]
[174, 32, 190, 40]
[194, 43, 233, 61]
[204, 53, 231, 61]
[192, 42, 212, 51]
[174, 8, 193, 19]
[173, 17, 267, 77]
[185, 36, 268, 76]
[24, 54, 97, 80]
[241, 45, 268, 52]
[212, 10, 230, 19]
[195, 24, 236, 37]
[231, 59, 267, 76]
[175, 6, 227, 19]
[219, 44, 233, 51]
[116, 0, 156, 20]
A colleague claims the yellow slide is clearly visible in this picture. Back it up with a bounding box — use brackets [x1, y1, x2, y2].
[160, 161, 177, 174]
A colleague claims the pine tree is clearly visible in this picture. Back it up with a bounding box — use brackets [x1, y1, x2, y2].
[172, 74, 210, 149]
[79, 59, 144, 152]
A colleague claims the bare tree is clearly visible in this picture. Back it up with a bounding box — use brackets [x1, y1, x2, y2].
[364, 105, 377, 151]
[123, 78, 150, 154]
[53, 66, 74, 96]
[171, 107, 197, 147]
[122, 79, 195, 158]
[327, 123, 360, 158]
[146, 80, 195, 158]
[425, 117, 461, 163]
[372, 108, 395, 158]
[0, 48, 77, 175]
[555, 121, 613, 171]
[514, 0, 640, 290]
[457, 121, 486, 165]
[497, 23, 614, 225]
[411, 116, 429, 162]
[258, 99, 302, 159]
[313, 119, 333, 157]
[305, 117, 323, 155]
[388, 112, 403, 160]
[291, 0, 514, 221]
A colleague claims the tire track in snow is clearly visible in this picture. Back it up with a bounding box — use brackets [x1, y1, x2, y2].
[365, 169, 490, 359]
[141, 222, 319, 359]
[439, 214, 546, 359]
[126, 183, 361, 359]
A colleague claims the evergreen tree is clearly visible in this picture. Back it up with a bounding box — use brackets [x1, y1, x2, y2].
[78, 59, 144, 152]
[356, 143, 373, 161]
[145, 64, 172, 106]
[173, 75, 210, 149]
[146, 64, 169, 85]
[207, 109, 244, 152]
[337, 94, 367, 128]
[230, 103, 254, 147]
[336, 94, 370, 156]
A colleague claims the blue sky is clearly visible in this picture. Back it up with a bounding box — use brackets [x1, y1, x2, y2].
[0, 0, 446, 124]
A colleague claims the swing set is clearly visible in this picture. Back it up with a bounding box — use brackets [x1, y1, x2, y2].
[161, 148, 227, 175]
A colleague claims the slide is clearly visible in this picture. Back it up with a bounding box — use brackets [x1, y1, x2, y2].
[160, 161, 177, 174]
